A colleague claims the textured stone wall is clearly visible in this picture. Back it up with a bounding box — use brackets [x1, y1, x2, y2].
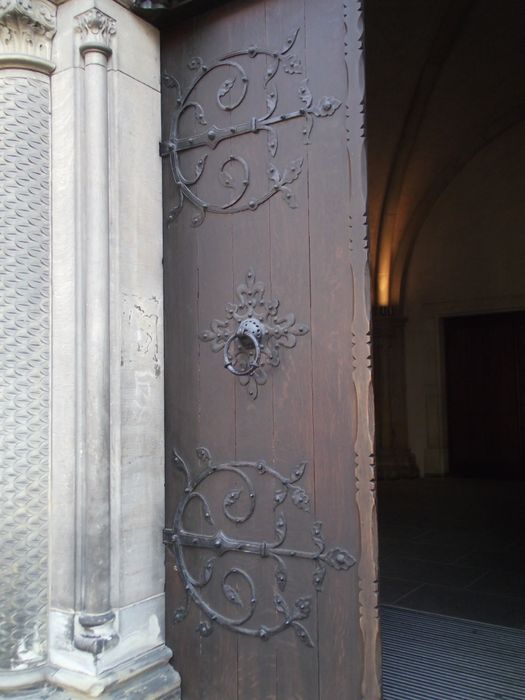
[0, 75, 50, 669]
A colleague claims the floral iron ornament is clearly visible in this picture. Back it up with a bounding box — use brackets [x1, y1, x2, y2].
[163, 447, 356, 646]
[160, 27, 341, 226]
[199, 268, 309, 399]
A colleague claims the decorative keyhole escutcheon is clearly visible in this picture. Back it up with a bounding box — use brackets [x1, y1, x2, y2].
[224, 318, 266, 376]
[199, 269, 310, 398]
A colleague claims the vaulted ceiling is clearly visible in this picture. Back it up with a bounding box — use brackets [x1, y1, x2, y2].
[365, 0, 525, 307]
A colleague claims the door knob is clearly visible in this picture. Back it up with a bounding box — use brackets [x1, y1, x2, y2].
[223, 319, 266, 376]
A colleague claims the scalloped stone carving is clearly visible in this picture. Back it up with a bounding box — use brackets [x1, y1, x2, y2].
[0, 75, 50, 671]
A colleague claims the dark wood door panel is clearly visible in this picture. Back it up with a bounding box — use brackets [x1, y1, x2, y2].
[162, 2, 379, 698]
[445, 312, 525, 480]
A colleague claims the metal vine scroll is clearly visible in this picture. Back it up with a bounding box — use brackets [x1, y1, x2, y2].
[164, 447, 356, 646]
[161, 27, 341, 226]
[199, 268, 309, 399]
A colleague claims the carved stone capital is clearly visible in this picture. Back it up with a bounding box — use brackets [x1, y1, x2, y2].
[75, 8, 115, 56]
[0, 0, 56, 73]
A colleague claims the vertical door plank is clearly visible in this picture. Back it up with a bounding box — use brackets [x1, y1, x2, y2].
[304, 0, 362, 697]
[193, 6, 240, 699]
[162, 19, 206, 700]
[264, 0, 320, 697]
[227, 2, 277, 698]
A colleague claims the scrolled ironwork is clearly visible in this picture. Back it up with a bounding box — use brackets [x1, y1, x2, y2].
[161, 27, 342, 226]
[164, 446, 356, 647]
[199, 268, 309, 398]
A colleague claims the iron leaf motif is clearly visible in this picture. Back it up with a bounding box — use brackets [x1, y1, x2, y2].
[291, 486, 311, 512]
[165, 447, 356, 647]
[292, 621, 315, 648]
[223, 583, 243, 607]
[274, 559, 288, 591]
[199, 269, 310, 399]
[161, 27, 342, 226]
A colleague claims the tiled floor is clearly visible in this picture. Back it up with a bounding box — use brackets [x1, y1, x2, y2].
[377, 477, 525, 628]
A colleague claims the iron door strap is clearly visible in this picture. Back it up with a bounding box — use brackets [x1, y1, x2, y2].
[160, 27, 341, 227]
[163, 446, 356, 647]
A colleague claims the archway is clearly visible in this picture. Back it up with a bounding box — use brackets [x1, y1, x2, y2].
[365, 1, 525, 696]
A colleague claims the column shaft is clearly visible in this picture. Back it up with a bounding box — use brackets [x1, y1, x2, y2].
[82, 47, 112, 620]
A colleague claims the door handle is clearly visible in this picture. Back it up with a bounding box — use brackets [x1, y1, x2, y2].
[223, 318, 265, 376]
[200, 268, 309, 398]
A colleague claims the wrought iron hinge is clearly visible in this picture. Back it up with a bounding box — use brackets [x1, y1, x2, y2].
[159, 141, 174, 158]
[161, 26, 342, 227]
[164, 446, 356, 646]
[163, 527, 176, 544]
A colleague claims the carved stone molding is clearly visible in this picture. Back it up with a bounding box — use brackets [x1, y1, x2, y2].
[0, 0, 56, 72]
[75, 8, 115, 56]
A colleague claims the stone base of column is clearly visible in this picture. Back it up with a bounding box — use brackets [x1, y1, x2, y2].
[1, 663, 181, 699]
[376, 448, 419, 480]
[53, 664, 181, 699]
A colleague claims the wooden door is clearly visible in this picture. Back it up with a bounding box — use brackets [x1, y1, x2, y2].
[161, 2, 380, 698]
[445, 312, 525, 480]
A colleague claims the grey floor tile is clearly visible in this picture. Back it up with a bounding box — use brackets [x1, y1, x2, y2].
[413, 528, 501, 551]
[457, 549, 525, 573]
[468, 570, 525, 600]
[377, 477, 525, 626]
[377, 524, 432, 541]
[380, 576, 423, 604]
[378, 536, 405, 560]
[380, 557, 486, 588]
[394, 584, 525, 629]
[382, 538, 474, 564]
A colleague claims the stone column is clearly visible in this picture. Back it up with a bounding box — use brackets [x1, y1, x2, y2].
[0, 0, 181, 696]
[372, 308, 418, 479]
[46, 1, 180, 697]
[73, 7, 118, 656]
[0, 0, 55, 692]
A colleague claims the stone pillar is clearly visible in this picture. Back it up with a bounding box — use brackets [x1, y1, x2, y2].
[0, 0, 181, 697]
[72, 7, 118, 656]
[372, 308, 418, 479]
[47, 1, 180, 697]
[0, 0, 55, 692]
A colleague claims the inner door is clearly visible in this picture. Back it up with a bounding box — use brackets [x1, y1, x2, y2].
[161, 2, 380, 698]
[445, 311, 525, 480]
